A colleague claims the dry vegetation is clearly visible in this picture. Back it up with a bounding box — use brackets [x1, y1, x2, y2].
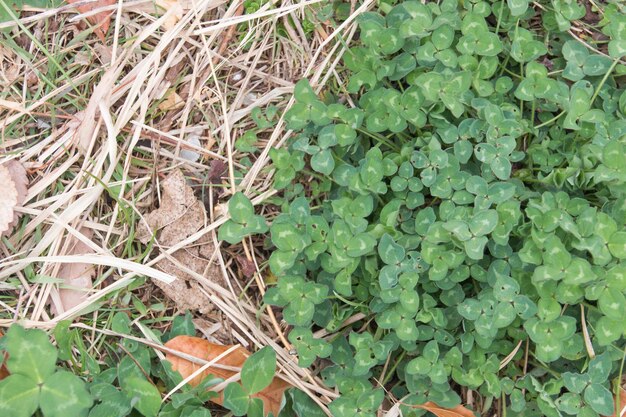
[0, 0, 372, 412]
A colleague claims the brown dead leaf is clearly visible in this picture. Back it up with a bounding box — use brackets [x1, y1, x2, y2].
[0, 330, 8, 382]
[155, 0, 194, 30]
[66, 0, 117, 42]
[607, 387, 626, 417]
[157, 89, 184, 112]
[165, 336, 292, 416]
[51, 228, 96, 315]
[0, 160, 28, 237]
[137, 170, 222, 313]
[416, 402, 476, 417]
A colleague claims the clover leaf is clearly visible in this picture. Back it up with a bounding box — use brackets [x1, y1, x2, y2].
[218, 192, 268, 244]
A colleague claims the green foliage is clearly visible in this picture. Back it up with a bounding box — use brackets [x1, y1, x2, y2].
[0, 325, 93, 417]
[1, 321, 227, 417]
[241, 346, 276, 395]
[218, 192, 268, 244]
[247, 0, 626, 415]
[0, 0, 62, 26]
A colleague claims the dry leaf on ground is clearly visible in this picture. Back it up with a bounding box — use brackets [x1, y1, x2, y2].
[415, 402, 476, 417]
[0, 160, 28, 237]
[165, 335, 292, 417]
[137, 170, 222, 313]
[0, 330, 8, 382]
[66, 0, 117, 42]
[155, 0, 194, 30]
[607, 387, 626, 417]
[157, 89, 185, 112]
[51, 228, 96, 315]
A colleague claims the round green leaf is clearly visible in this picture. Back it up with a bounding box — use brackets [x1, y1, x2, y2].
[378, 234, 405, 265]
[228, 192, 254, 224]
[223, 383, 249, 417]
[241, 346, 276, 395]
[608, 232, 626, 259]
[583, 383, 614, 416]
[469, 210, 498, 236]
[40, 371, 93, 417]
[311, 149, 335, 175]
[0, 374, 40, 417]
[3, 325, 57, 383]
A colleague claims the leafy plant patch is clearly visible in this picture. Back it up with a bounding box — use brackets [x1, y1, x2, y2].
[0, 317, 224, 417]
[220, 0, 626, 415]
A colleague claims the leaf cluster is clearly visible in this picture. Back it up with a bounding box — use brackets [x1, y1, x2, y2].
[217, 0, 626, 415]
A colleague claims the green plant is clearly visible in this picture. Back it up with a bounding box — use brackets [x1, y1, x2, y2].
[0, 317, 228, 417]
[0, 0, 62, 25]
[0, 325, 93, 417]
[218, 192, 268, 244]
[222, 347, 277, 416]
[232, 0, 626, 415]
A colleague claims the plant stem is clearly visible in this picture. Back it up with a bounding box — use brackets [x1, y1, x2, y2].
[589, 58, 620, 107]
[534, 111, 566, 129]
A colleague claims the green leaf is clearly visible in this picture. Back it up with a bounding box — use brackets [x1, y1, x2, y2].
[491, 156, 512, 179]
[378, 234, 405, 265]
[587, 352, 612, 384]
[583, 55, 613, 76]
[458, 298, 482, 320]
[609, 40, 626, 59]
[311, 149, 335, 175]
[288, 329, 331, 368]
[247, 398, 264, 417]
[594, 316, 622, 346]
[598, 288, 626, 320]
[469, 210, 498, 236]
[465, 236, 488, 260]
[507, 0, 529, 16]
[271, 223, 306, 252]
[583, 383, 614, 416]
[346, 233, 377, 257]
[289, 388, 327, 417]
[608, 232, 626, 258]
[241, 346, 276, 395]
[294, 79, 317, 104]
[40, 371, 93, 417]
[493, 302, 516, 327]
[228, 192, 254, 224]
[223, 383, 249, 416]
[4, 324, 57, 383]
[563, 372, 590, 394]
[556, 392, 582, 415]
[122, 377, 161, 417]
[218, 220, 247, 244]
[494, 276, 520, 302]
[0, 374, 40, 417]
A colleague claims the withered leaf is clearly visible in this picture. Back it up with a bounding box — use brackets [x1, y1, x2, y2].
[415, 402, 476, 417]
[66, 0, 117, 42]
[164, 335, 292, 417]
[138, 170, 222, 313]
[51, 228, 96, 315]
[0, 330, 8, 382]
[0, 160, 28, 237]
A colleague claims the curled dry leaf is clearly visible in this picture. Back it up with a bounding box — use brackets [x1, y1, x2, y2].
[415, 402, 476, 417]
[66, 0, 117, 42]
[51, 228, 96, 315]
[137, 170, 222, 313]
[0, 160, 28, 237]
[164, 335, 292, 416]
